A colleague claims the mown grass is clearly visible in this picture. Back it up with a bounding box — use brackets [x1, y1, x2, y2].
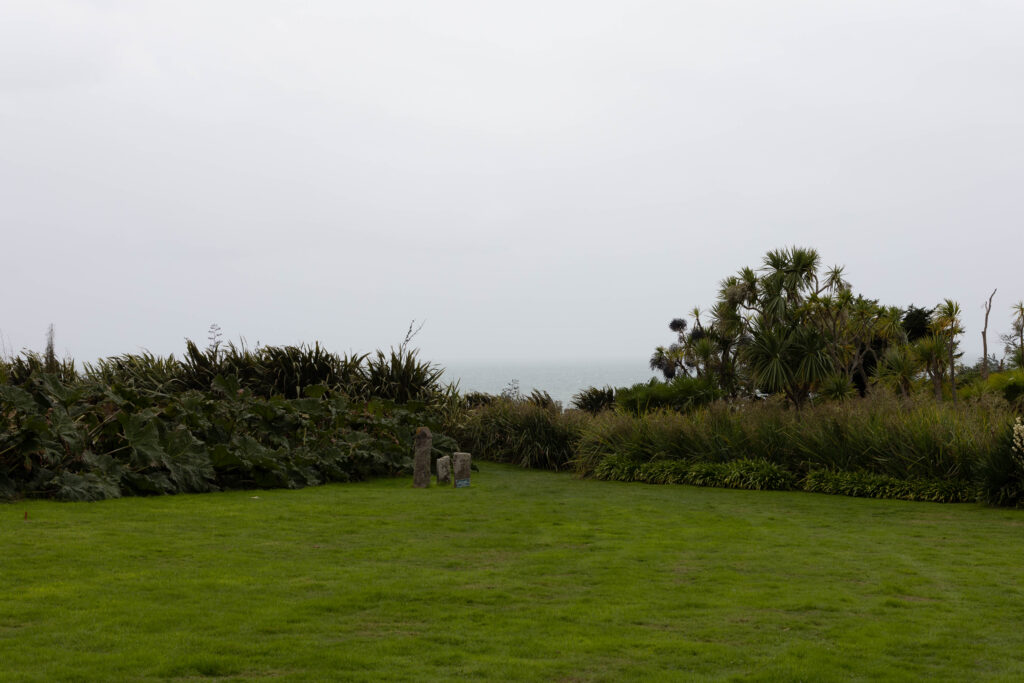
[3, 465, 1024, 681]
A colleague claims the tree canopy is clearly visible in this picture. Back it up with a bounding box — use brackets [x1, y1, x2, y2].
[651, 247, 980, 407]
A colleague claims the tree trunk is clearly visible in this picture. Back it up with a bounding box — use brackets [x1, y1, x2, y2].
[982, 289, 996, 380]
[948, 340, 958, 404]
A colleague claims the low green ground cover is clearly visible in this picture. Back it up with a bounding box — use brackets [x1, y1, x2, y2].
[3, 465, 1024, 681]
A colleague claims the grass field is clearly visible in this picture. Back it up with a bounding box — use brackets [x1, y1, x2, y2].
[3, 465, 1024, 681]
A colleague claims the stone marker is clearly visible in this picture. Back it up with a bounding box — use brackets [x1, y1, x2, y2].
[413, 427, 432, 488]
[436, 455, 452, 485]
[453, 452, 471, 488]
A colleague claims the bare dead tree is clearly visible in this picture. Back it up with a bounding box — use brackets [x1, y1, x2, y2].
[982, 289, 996, 380]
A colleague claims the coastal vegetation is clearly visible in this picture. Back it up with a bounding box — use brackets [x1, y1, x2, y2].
[0, 336, 456, 501]
[458, 247, 1024, 507]
[2, 247, 1023, 507]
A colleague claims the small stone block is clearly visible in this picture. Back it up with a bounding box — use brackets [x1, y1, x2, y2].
[436, 455, 452, 485]
[453, 452, 471, 488]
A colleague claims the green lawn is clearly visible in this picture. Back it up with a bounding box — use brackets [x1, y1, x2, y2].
[2, 465, 1024, 681]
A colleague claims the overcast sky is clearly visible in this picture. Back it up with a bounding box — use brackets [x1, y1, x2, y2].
[2, 0, 1021, 366]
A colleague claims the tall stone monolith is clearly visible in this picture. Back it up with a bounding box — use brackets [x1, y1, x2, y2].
[453, 452, 471, 488]
[413, 427, 432, 488]
[436, 455, 452, 485]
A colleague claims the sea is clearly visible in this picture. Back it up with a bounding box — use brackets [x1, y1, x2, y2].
[438, 360, 658, 408]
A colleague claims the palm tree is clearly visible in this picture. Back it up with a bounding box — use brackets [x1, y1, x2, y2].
[913, 335, 947, 400]
[932, 299, 963, 403]
[875, 306, 907, 346]
[874, 345, 921, 398]
[743, 318, 832, 408]
[649, 345, 686, 380]
[684, 333, 717, 379]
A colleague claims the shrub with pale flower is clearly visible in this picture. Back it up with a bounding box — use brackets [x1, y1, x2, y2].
[1014, 417, 1024, 469]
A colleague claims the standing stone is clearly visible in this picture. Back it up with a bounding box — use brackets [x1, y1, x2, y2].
[436, 455, 452, 486]
[413, 427, 432, 488]
[453, 452, 471, 488]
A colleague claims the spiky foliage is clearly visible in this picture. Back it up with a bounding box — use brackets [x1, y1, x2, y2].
[743, 322, 832, 407]
[4, 351, 78, 386]
[873, 345, 922, 398]
[365, 347, 445, 404]
[1002, 301, 1024, 369]
[84, 341, 375, 401]
[526, 389, 558, 410]
[252, 343, 366, 399]
[614, 377, 722, 416]
[913, 335, 948, 400]
[455, 399, 586, 471]
[818, 374, 856, 401]
[84, 352, 186, 393]
[649, 344, 685, 380]
[650, 250, 975, 407]
[694, 247, 891, 407]
[575, 394, 1016, 503]
[571, 386, 616, 414]
[932, 299, 964, 403]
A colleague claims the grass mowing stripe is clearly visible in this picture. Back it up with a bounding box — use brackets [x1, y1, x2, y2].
[2, 465, 1024, 681]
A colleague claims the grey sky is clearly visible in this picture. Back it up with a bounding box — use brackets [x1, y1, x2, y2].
[2, 0, 1021, 366]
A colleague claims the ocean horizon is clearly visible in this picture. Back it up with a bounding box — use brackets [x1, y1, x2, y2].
[438, 359, 658, 408]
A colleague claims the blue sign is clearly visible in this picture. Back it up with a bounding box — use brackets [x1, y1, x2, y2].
[455, 478, 471, 488]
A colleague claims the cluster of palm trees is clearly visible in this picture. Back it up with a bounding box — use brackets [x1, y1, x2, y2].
[651, 247, 1024, 407]
[875, 300, 964, 401]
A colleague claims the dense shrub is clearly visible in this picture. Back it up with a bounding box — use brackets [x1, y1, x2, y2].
[0, 341, 457, 501]
[455, 399, 586, 471]
[462, 391, 496, 408]
[571, 386, 616, 414]
[975, 417, 1024, 507]
[615, 377, 722, 416]
[985, 369, 1024, 407]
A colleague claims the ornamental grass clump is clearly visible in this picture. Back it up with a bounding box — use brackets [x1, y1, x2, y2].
[455, 398, 586, 471]
[575, 393, 1018, 504]
[571, 385, 616, 414]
